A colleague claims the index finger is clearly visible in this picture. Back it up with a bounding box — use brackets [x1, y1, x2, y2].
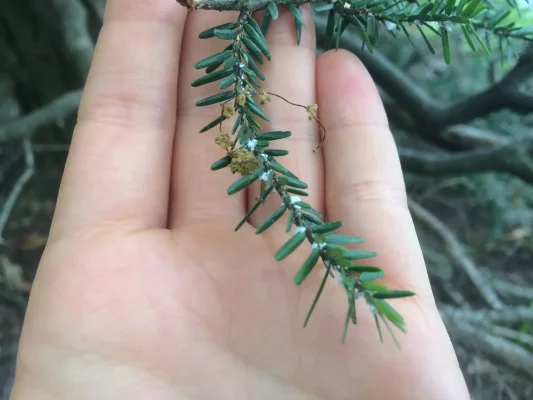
[50, 0, 186, 240]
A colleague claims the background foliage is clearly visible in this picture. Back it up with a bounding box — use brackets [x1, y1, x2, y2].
[1, 0, 532, 398]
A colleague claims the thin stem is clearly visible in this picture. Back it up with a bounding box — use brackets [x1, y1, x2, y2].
[265, 92, 327, 150]
[304, 262, 332, 327]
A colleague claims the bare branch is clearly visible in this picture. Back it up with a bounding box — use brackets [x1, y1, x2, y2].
[441, 125, 508, 148]
[500, 44, 533, 87]
[399, 136, 533, 185]
[438, 46, 533, 125]
[491, 325, 533, 348]
[441, 313, 533, 380]
[0, 91, 82, 143]
[440, 306, 533, 325]
[408, 198, 504, 309]
[0, 140, 35, 245]
[493, 280, 533, 301]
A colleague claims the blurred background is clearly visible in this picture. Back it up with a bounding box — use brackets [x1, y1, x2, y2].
[0, 0, 532, 398]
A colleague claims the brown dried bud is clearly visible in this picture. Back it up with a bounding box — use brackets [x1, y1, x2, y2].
[229, 149, 260, 175]
[236, 93, 247, 106]
[259, 90, 272, 105]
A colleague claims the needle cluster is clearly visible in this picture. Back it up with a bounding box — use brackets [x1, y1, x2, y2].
[190, 7, 416, 344]
[178, 0, 531, 343]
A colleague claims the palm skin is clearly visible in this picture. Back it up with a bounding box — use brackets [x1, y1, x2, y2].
[13, 223, 465, 399]
[10, 1, 469, 399]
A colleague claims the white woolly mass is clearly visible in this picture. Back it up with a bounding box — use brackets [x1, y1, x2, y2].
[247, 139, 258, 151]
[259, 172, 270, 181]
[368, 304, 377, 314]
[441, 21, 453, 33]
[313, 242, 327, 250]
[294, 226, 306, 234]
[290, 196, 301, 204]
[312, 242, 327, 250]
[385, 21, 397, 31]
[332, 269, 343, 284]
[344, 2, 351, 9]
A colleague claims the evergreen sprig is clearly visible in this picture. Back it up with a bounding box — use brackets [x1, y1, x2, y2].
[310, 0, 532, 64]
[192, 9, 416, 344]
[182, 0, 532, 67]
[181, 0, 530, 344]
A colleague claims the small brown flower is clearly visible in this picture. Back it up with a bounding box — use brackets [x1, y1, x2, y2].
[222, 102, 235, 119]
[215, 133, 231, 150]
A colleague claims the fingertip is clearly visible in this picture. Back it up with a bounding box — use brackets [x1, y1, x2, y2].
[104, 0, 185, 25]
[316, 49, 388, 128]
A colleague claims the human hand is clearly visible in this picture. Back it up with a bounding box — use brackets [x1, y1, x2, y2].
[10, 1, 469, 398]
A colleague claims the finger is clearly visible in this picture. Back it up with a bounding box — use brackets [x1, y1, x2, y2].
[316, 50, 433, 299]
[51, 0, 186, 240]
[247, 7, 324, 235]
[170, 11, 246, 227]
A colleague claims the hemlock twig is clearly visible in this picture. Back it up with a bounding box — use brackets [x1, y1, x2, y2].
[194, 10, 415, 343]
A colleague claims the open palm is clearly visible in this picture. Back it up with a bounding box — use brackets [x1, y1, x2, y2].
[11, 1, 468, 399]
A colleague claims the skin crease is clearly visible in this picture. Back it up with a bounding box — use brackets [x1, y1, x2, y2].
[10, 1, 470, 399]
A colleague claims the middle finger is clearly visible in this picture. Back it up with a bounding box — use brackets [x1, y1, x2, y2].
[247, 8, 324, 234]
[171, 10, 244, 227]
